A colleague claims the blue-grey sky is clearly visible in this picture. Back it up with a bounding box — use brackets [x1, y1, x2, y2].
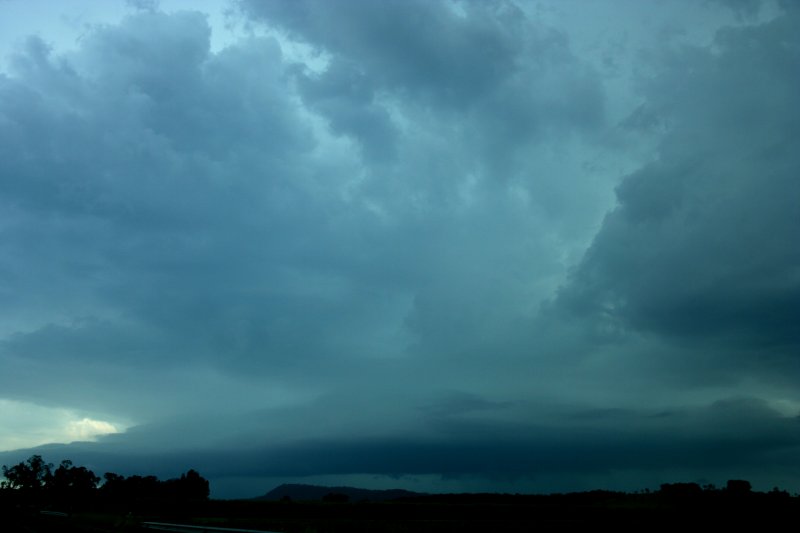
[1, 0, 799, 498]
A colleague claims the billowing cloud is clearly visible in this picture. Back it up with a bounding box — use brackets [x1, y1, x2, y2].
[556, 6, 800, 363]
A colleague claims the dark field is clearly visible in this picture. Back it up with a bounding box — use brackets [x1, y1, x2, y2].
[6, 488, 799, 533]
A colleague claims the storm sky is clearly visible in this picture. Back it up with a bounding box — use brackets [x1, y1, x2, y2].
[1, 0, 798, 498]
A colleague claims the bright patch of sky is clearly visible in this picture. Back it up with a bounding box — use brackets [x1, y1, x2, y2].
[0, 399, 123, 451]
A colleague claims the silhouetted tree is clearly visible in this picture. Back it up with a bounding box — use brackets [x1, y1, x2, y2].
[177, 469, 210, 500]
[49, 460, 100, 502]
[98, 469, 210, 502]
[659, 482, 703, 500]
[726, 479, 752, 495]
[99, 472, 126, 500]
[127, 474, 160, 498]
[1, 455, 52, 494]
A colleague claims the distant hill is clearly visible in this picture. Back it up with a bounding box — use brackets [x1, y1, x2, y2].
[255, 483, 423, 502]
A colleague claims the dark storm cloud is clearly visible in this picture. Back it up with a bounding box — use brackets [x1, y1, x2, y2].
[240, 0, 525, 105]
[708, 0, 763, 18]
[1, 4, 604, 419]
[0, 10, 368, 419]
[2, 0, 798, 499]
[556, 8, 800, 357]
[235, 0, 611, 369]
[294, 56, 397, 162]
[240, 0, 605, 173]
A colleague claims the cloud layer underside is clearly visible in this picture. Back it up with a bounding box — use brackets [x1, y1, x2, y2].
[2, 395, 799, 496]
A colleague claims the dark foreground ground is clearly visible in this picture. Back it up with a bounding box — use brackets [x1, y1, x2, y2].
[5, 490, 800, 532]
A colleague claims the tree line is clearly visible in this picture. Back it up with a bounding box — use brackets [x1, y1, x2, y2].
[1, 454, 209, 505]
